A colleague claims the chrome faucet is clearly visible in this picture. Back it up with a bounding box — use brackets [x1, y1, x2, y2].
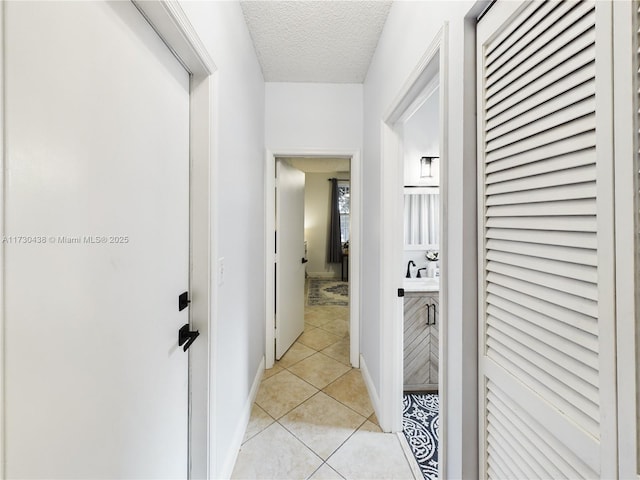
[406, 260, 416, 278]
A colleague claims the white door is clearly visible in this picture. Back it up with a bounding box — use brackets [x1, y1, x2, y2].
[477, 1, 617, 478]
[4, 1, 190, 477]
[275, 160, 306, 359]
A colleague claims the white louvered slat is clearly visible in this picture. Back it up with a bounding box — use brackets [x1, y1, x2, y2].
[479, 0, 617, 477]
[487, 272, 598, 319]
[487, 69, 596, 135]
[486, 27, 595, 112]
[485, 132, 595, 174]
[486, 163, 596, 194]
[486, 238, 597, 266]
[485, 1, 574, 78]
[486, 1, 595, 95]
[484, 1, 544, 61]
[486, 198, 596, 217]
[487, 427, 538, 479]
[487, 283, 599, 337]
[487, 228, 596, 249]
[486, 78, 596, 142]
[486, 215, 596, 232]
[487, 384, 596, 478]
[487, 293, 599, 359]
[486, 182, 596, 207]
[486, 335, 600, 434]
[485, 45, 595, 122]
[487, 262, 597, 299]
[485, 114, 595, 163]
[487, 249, 597, 283]
[486, 413, 558, 479]
[487, 304, 599, 388]
[486, 442, 522, 479]
[486, 149, 596, 184]
[486, 97, 595, 153]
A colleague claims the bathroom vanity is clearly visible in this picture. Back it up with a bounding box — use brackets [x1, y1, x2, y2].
[403, 278, 439, 392]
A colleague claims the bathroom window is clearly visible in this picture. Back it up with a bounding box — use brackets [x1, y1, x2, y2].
[338, 181, 350, 244]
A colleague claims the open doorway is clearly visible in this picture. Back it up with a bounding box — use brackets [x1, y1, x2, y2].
[399, 84, 441, 480]
[265, 151, 361, 370]
[272, 156, 352, 366]
[379, 25, 447, 480]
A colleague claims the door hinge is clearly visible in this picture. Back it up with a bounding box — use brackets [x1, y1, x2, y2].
[178, 291, 190, 311]
[274, 253, 278, 263]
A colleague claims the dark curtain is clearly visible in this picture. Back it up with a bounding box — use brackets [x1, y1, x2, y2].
[327, 178, 343, 263]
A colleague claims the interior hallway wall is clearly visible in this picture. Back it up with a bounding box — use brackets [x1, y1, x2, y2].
[265, 83, 363, 152]
[362, 1, 479, 478]
[404, 87, 440, 186]
[304, 172, 351, 278]
[177, 2, 266, 477]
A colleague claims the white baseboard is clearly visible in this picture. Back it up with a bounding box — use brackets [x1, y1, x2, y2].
[218, 355, 265, 479]
[397, 432, 422, 480]
[359, 353, 382, 427]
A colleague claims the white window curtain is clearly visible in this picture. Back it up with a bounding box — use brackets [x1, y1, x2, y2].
[404, 193, 439, 246]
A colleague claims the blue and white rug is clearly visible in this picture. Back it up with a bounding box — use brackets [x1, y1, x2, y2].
[403, 393, 439, 480]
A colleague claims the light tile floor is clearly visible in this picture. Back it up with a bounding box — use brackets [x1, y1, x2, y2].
[232, 303, 416, 480]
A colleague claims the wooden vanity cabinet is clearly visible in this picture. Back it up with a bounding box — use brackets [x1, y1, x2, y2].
[403, 291, 439, 392]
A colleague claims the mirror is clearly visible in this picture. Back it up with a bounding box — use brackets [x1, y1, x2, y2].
[404, 187, 439, 249]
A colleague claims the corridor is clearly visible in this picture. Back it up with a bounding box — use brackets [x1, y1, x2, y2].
[231, 303, 418, 479]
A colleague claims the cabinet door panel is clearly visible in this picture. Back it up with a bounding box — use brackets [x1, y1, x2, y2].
[404, 293, 439, 391]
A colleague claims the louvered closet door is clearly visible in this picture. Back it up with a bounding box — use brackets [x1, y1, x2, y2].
[477, 1, 617, 478]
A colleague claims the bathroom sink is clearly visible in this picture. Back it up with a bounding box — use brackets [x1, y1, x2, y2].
[404, 277, 439, 292]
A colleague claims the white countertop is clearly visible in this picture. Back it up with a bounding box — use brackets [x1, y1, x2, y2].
[404, 277, 439, 292]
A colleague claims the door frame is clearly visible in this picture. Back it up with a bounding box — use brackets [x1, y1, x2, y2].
[379, 23, 448, 445]
[613, 1, 640, 477]
[265, 149, 362, 369]
[0, 1, 217, 477]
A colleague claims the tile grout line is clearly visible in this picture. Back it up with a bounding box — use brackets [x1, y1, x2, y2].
[274, 391, 368, 480]
[268, 362, 375, 422]
[246, 300, 377, 477]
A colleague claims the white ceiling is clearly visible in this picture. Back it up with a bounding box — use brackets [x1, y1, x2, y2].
[240, 1, 392, 83]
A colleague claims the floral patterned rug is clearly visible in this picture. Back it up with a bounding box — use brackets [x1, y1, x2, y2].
[306, 279, 349, 306]
[403, 393, 439, 480]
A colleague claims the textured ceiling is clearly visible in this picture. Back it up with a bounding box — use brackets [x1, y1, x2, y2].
[240, 1, 392, 83]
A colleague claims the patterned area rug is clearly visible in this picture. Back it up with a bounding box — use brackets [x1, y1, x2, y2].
[403, 393, 439, 480]
[307, 278, 349, 306]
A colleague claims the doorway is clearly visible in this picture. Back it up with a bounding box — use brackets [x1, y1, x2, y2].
[379, 24, 448, 478]
[265, 151, 361, 370]
[399, 84, 442, 479]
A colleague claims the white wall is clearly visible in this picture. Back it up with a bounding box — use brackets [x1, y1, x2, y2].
[363, 1, 481, 478]
[404, 88, 440, 186]
[304, 172, 350, 278]
[265, 83, 363, 152]
[178, 2, 266, 477]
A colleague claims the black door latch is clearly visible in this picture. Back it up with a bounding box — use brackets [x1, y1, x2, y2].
[178, 324, 199, 352]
